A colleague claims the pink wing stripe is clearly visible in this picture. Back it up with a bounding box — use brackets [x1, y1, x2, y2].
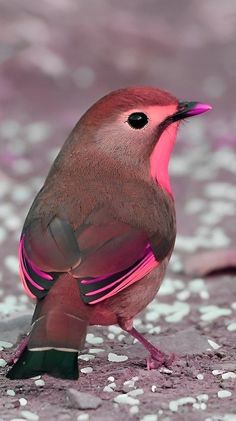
[19, 238, 37, 299]
[19, 236, 53, 299]
[88, 250, 158, 305]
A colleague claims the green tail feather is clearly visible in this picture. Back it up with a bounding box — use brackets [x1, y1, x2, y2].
[7, 349, 79, 380]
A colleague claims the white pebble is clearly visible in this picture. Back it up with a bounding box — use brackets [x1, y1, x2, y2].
[217, 390, 232, 398]
[7, 389, 16, 396]
[108, 376, 115, 382]
[77, 414, 89, 421]
[88, 348, 104, 354]
[197, 374, 204, 380]
[169, 397, 196, 412]
[200, 305, 231, 322]
[20, 411, 39, 421]
[0, 358, 7, 367]
[212, 370, 224, 375]
[208, 339, 221, 350]
[86, 333, 104, 345]
[113, 394, 139, 405]
[128, 389, 144, 397]
[108, 353, 128, 363]
[140, 415, 158, 421]
[34, 379, 45, 386]
[197, 394, 208, 402]
[151, 385, 157, 392]
[176, 290, 191, 301]
[103, 385, 114, 393]
[81, 367, 93, 374]
[129, 405, 139, 415]
[19, 398, 28, 406]
[227, 322, 236, 332]
[78, 354, 95, 361]
[222, 372, 236, 380]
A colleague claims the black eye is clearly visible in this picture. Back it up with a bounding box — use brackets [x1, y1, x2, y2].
[127, 112, 148, 129]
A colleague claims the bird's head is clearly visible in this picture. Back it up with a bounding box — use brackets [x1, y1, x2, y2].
[71, 87, 212, 196]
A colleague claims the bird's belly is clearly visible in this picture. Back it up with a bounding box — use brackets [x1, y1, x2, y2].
[89, 259, 168, 326]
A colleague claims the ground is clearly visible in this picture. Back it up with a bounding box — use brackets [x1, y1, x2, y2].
[0, 1, 236, 420]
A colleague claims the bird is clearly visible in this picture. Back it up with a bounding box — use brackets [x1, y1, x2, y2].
[7, 87, 211, 380]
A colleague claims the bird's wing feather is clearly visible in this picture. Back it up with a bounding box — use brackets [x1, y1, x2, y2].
[19, 211, 162, 301]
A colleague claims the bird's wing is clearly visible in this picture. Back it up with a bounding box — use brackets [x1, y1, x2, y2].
[19, 217, 82, 299]
[19, 213, 161, 302]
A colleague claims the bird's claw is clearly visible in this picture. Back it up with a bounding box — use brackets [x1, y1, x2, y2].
[146, 351, 175, 370]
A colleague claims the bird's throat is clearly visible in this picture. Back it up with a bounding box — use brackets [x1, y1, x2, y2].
[149, 124, 178, 196]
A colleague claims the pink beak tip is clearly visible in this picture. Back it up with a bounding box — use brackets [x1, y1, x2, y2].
[188, 103, 212, 116]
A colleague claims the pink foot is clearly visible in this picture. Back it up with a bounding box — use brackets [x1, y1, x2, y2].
[147, 351, 176, 370]
[119, 321, 176, 371]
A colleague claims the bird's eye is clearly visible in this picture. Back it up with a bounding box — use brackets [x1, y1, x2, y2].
[127, 112, 148, 129]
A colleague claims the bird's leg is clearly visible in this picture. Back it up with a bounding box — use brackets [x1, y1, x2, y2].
[119, 318, 175, 369]
[4, 335, 29, 366]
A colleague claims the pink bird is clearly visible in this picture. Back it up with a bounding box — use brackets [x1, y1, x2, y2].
[7, 87, 211, 379]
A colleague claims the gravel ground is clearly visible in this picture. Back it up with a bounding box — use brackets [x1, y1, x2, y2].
[0, 1, 236, 420]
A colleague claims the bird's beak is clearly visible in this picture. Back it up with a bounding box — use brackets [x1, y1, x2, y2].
[172, 101, 212, 121]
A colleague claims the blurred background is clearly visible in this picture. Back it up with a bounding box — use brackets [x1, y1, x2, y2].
[0, 0, 236, 312]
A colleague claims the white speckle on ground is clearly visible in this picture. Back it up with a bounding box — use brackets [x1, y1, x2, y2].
[0, 358, 7, 367]
[197, 374, 204, 380]
[128, 388, 144, 397]
[197, 394, 209, 402]
[88, 348, 104, 354]
[20, 410, 39, 421]
[169, 396, 196, 412]
[19, 398, 28, 406]
[108, 353, 128, 362]
[34, 379, 45, 386]
[103, 385, 114, 393]
[222, 372, 236, 380]
[129, 405, 139, 415]
[199, 305, 232, 322]
[217, 390, 232, 398]
[208, 339, 221, 350]
[7, 389, 16, 396]
[113, 394, 140, 405]
[81, 367, 93, 374]
[78, 354, 95, 361]
[140, 415, 158, 421]
[86, 333, 104, 345]
[77, 414, 89, 421]
[212, 370, 224, 375]
[227, 322, 236, 332]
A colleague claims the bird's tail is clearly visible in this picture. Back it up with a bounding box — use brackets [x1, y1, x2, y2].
[7, 348, 79, 379]
[7, 310, 88, 380]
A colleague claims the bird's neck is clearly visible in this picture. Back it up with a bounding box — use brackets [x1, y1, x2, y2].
[149, 123, 178, 197]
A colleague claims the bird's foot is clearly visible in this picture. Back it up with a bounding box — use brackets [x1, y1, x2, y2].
[147, 351, 175, 370]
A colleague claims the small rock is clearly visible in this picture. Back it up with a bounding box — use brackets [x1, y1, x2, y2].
[0, 358, 7, 367]
[66, 389, 102, 410]
[19, 398, 28, 406]
[113, 394, 139, 405]
[217, 390, 232, 398]
[108, 353, 128, 362]
[20, 410, 39, 421]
